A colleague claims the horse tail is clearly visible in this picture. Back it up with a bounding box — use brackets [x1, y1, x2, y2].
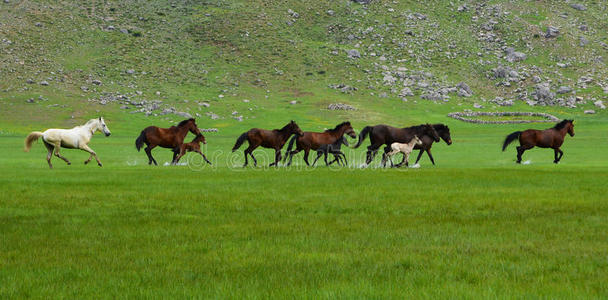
[24, 132, 43, 152]
[232, 132, 249, 152]
[135, 130, 147, 152]
[353, 126, 372, 148]
[502, 131, 522, 151]
[283, 135, 298, 163]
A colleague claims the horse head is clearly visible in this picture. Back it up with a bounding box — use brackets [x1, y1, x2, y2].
[335, 121, 356, 139]
[567, 119, 575, 137]
[341, 136, 350, 147]
[182, 118, 201, 136]
[98, 117, 111, 137]
[425, 124, 440, 142]
[435, 124, 452, 145]
[194, 133, 207, 144]
[412, 135, 423, 146]
[289, 120, 304, 136]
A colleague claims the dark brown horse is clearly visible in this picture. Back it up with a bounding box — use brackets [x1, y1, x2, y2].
[502, 119, 574, 164]
[232, 120, 303, 167]
[284, 122, 357, 166]
[135, 118, 201, 165]
[173, 133, 212, 165]
[353, 123, 440, 167]
[411, 124, 452, 166]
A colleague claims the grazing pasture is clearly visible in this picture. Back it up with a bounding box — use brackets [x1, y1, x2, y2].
[1, 117, 607, 298]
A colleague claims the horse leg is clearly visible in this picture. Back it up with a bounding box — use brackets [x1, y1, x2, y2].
[287, 150, 299, 167]
[171, 149, 179, 165]
[312, 152, 322, 166]
[323, 151, 330, 166]
[80, 144, 102, 167]
[366, 145, 379, 165]
[145, 146, 157, 165]
[303, 149, 311, 166]
[554, 148, 564, 163]
[426, 149, 435, 165]
[340, 152, 348, 166]
[269, 150, 280, 167]
[404, 153, 411, 167]
[516, 146, 531, 164]
[243, 145, 256, 167]
[414, 149, 424, 165]
[44, 141, 54, 169]
[52, 144, 71, 165]
[557, 148, 564, 162]
[197, 151, 212, 165]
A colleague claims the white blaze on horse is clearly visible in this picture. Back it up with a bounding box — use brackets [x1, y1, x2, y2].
[24, 117, 111, 168]
[386, 135, 423, 167]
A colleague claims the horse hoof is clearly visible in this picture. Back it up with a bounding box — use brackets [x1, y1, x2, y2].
[98, 163, 103, 167]
[67, 162, 71, 165]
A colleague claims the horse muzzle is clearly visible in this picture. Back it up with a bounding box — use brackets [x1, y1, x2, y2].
[446, 139, 452, 145]
[105, 132, 111, 137]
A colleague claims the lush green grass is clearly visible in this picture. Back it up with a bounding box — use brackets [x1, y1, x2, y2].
[1, 116, 608, 298]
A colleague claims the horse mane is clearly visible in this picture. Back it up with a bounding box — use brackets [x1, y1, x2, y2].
[191, 133, 204, 143]
[177, 118, 195, 127]
[433, 123, 449, 132]
[553, 119, 571, 130]
[325, 122, 351, 132]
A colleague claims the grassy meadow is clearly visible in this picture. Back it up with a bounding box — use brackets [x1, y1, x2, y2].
[1, 109, 608, 298]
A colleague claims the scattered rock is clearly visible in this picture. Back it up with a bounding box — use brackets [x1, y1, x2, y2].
[289, 100, 297, 105]
[120, 28, 129, 34]
[584, 110, 595, 114]
[570, 3, 587, 11]
[505, 48, 526, 62]
[40, 81, 49, 86]
[556, 86, 572, 94]
[92, 79, 102, 85]
[26, 79, 34, 84]
[399, 87, 414, 97]
[545, 26, 559, 38]
[206, 112, 220, 119]
[347, 49, 361, 59]
[456, 82, 472, 97]
[327, 103, 356, 111]
[579, 36, 589, 47]
[473, 103, 483, 109]
[594, 100, 606, 109]
[533, 83, 555, 104]
[126, 69, 135, 74]
[26, 98, 34, 103]
[120, 105, 130, 109]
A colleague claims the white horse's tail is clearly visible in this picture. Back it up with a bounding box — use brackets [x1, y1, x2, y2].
[24, 132, 44, 152]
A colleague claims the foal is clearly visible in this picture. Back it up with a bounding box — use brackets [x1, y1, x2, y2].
[312, 136, 349, 166]
[173, 133, 212, 165]
[386, 135, 423, 167]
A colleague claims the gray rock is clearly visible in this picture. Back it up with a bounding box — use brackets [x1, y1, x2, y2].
[556, 86, 572, 94]
[126, 69, 135, 74]
[92, 79, 102, 85]
[107, 25, 115, 30]
[347, 49, 361, 59]
[40, 81, 49, 86]
[545, 26, 559, 38]
[457, 4, 468, 12]
[579, 36, 589, 47]
[327, 10, 334, 16]
[579, 25, 588, 31]
[532, 76, 542, 83]
[120, 105, 130, 109]
[120, 28, 129, 34]
[399, 87, 414, 97]
[80, 86, 88, 91]
[26, 98, 34, 103]
[26, 79, 34, 84]
[328, 103, 357, 111]
[594, 100, 605, 109]
[570, 3, 587, 11]
[584, 110, 595, 114]
[233, 115, 243, 122]
[505, 48, 526, 62]
[456, 82, 473, 97]
[289, 100, 297, 105]
[473, 103, 483, 109]
[206, 112, 220, 119]
[35, 22, 42, 27]
[199, 102, 210, 107]
[534, 84, 555, 103]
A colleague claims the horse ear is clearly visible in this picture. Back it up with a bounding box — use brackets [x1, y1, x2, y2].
[99, 116, 102, 121]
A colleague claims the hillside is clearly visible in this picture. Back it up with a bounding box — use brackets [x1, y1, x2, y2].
[1, 0, 607, 131]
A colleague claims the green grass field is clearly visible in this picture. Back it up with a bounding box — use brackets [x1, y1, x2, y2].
[1, 114, 607, 298]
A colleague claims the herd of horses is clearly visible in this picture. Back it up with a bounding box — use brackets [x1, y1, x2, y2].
[23, 117, 576, 168]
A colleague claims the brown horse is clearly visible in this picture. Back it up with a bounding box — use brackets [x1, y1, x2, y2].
[232, 120, 303, 167]
[353, 123, 440, 167]
[173, 133, 212, 165]
[135, 118, 201, 165]
[502, 119, 574, 164]
[284, 122, 357, 166]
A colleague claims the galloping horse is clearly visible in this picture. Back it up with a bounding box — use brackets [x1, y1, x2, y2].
[284, 122, 356, 166]
[232, 120, 303, 167]
[412, 124, 452, 166]
[173, 133, 212, 165]
[312, 136, 350, 166]
[135, 118, 201, 165]
[353, 123, 440, 167]
[502, 119, 575, 164]
[24, 117, 111, 168]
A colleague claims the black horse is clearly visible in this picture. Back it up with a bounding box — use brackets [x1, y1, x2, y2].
[410, 124, 452, 166]
[353, 124, 440, 167]
[311, 136, 350, 166]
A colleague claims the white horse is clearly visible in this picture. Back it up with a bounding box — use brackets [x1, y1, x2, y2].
[24, 117, 111, 168]
[386, 135, 423, 168]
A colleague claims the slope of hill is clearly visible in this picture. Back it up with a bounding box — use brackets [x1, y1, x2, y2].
[1, 0, 607, 132]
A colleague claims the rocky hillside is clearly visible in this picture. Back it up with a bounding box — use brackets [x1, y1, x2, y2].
[1, 0, 607, 126]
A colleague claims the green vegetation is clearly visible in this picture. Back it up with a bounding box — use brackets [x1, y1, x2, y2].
[1, 0, 608, 297]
